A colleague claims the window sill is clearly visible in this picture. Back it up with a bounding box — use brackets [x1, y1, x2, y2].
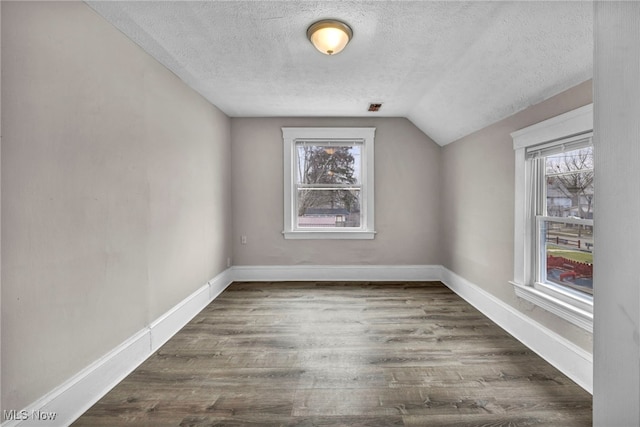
[283, 230, 376, 240]
[511, 281, 593, 333]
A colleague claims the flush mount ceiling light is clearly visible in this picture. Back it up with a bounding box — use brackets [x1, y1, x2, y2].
[307, 19, 353, 55]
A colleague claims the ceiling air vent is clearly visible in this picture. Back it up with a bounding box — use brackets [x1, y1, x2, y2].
[368, 103, 382, 112]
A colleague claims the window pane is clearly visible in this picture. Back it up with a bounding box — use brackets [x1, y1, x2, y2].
[542, 220, 593, 295]
[296, 145, 361, 185]
[545, 146, 594, 219]
[297, 189, 361, 228]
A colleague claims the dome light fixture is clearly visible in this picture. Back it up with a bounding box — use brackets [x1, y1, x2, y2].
[307, 19, 353, 55]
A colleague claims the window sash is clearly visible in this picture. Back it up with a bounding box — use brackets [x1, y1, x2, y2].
[295, 142, 362, 186]
[294, 141, 363, 231]
[531, 138, 594, 301]
[295, 188, 362, 230]
[534, 217, 594, 311]
[535, 216, 593, 274]
[282, 127, 376, 239]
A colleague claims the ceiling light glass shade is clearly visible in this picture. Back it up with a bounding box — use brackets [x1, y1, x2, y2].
[307, 20, 353, 55]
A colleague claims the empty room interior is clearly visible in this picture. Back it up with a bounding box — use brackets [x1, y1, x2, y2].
[1, 1, 639, 426]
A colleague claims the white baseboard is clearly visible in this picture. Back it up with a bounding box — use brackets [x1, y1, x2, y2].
[440, 267, 593, 394]
[5, 264, 593, 426]
[3, 329, 152, 427]
[231, 264, 443, 282]
[1, 269, 233, 427]
[149, 271, 231, 353]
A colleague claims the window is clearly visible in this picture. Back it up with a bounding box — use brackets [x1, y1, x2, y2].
[282, 127, 375, 239]
[511, 104, 594, 332]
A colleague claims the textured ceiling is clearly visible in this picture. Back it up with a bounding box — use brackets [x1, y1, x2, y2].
[86, 1, 593, 146]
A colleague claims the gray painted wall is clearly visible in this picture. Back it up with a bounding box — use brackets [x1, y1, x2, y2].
[230, 117, 442, 266]
[440, 80, 593, 352]
[593, 2, 640, 425]
[1, 2, 232, 411]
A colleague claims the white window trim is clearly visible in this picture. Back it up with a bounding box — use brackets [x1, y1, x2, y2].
[511, 104, 594, 332]
[282, 127, 376, 240]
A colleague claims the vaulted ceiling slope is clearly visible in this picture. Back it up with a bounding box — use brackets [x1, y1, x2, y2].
[86, 1, 593, 146]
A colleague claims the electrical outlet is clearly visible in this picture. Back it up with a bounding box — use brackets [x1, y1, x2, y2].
[241, 235, 247, 244]
[227, 257, 231, 268]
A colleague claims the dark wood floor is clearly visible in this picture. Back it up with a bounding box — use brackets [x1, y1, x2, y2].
[74, 281, 592, 426]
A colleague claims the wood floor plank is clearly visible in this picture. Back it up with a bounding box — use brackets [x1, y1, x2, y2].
[73, 281, 591, 426]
